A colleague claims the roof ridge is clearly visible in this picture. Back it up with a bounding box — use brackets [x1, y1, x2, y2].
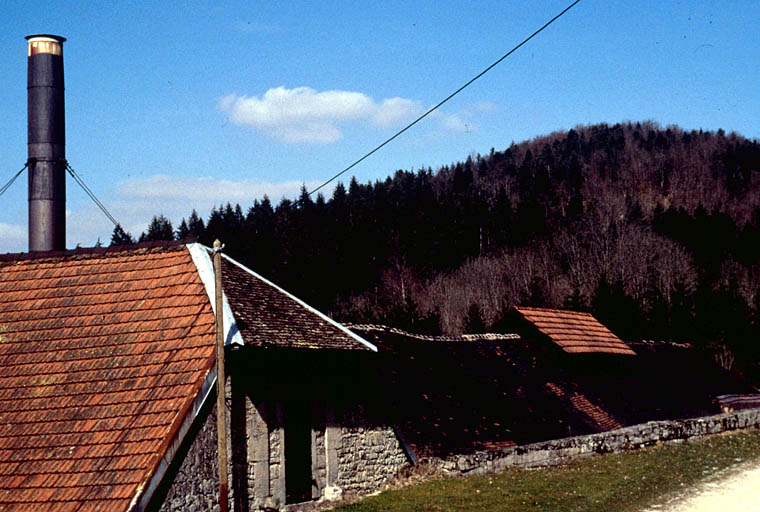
[0, 255, 193, 282]
[0, 239, 193, 263]
[344, 323, 521, 342]
[514, 305, 594, 316]
[629, 339, 692, 348]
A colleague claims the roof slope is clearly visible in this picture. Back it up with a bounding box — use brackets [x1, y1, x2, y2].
[0, 244, 216, 512]
[221, 255, 374, 351]
[513, 306, 636, 355]
[353, 326, 754, 458]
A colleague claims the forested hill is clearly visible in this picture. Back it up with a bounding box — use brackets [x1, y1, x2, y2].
[122, 121, 760, 381]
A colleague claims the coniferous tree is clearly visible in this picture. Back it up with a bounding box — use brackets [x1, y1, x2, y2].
[201, 206, 224, 247]
[563, 288, 589, 312]
[592, 274, 643, 340]
[175, 219, 190, 240]
[139, 215, 174, 242]
[187, 209, 205, 238]
[110, 224, 135, 246]
[127, 122, 760, 384]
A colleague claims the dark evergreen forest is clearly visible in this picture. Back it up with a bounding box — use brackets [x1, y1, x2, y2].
[116, 121, 760, 383]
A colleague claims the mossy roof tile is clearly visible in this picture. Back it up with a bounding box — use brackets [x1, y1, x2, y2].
[0, 241, 374, 511]
[0, 243, 215, 512]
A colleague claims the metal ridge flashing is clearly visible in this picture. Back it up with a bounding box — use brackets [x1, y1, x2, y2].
[221, 251, 377, 352]
[186, 243, 244, 346]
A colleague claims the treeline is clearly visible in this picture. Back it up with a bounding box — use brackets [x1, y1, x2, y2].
[115, 121, 760, 381]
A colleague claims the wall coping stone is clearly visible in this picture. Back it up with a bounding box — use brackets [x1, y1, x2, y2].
[421, 408, 760, 476]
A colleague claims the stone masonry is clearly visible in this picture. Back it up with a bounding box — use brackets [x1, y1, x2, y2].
[333, 402, 408, 496]
[153, 379, 409, 511]
[426, 408, 760, 477]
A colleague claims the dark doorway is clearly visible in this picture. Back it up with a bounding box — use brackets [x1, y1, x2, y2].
[284, 401, 312, 503]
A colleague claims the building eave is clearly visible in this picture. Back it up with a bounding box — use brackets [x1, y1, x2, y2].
[129, 362, 218, 512]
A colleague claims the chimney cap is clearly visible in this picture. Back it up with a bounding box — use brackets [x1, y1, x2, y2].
[25, 34, 66, 43]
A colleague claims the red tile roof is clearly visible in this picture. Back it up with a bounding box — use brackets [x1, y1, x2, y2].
[545, 382, 623, 431]
[0, 244, 216, 511]
[0, 241, 375, 511]
[512, 306, 636, 355]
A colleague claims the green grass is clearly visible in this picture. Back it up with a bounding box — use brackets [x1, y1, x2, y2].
[331, 430, 760, 512]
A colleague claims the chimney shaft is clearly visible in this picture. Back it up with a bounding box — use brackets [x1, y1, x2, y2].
[26, 34, 66, 252]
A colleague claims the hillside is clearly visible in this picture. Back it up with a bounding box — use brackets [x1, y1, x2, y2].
[125, 121, 760, 382]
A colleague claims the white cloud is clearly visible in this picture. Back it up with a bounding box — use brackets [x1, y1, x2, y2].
[0, 222, 26, 253]
[372, 97, 422, 127]
[434, 111, 470, 133]
[0, 222, 25, 239]
[218, 87, 427, 143]
[118, 174, 316, 203]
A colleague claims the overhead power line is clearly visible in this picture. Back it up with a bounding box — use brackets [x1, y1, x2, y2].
[0, 163, 28, 199]
[65, 162, 120, 227]
[307, 0, 583, 197]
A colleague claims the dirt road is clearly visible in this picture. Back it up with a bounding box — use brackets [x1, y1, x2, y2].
[642, 459, 760, 512]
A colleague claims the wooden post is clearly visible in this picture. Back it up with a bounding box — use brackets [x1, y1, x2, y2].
[213, 239, 229, 512]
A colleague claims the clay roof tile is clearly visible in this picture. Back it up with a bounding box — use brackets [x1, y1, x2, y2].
[0, 244, 215, 511]
[0, 241, 372, 510]
[512, 306, 636, 355]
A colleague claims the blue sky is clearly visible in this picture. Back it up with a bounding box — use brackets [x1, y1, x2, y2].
[0, 1, 758, 252]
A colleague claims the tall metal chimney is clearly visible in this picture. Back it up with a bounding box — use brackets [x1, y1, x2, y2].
[26, 34, 66, 252]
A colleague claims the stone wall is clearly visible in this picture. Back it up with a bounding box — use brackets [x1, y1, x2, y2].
[153, 378, 760, 511]
[427, 408, 760, 477]
[311, 409, 327, 500]
[333, 402, 409, 496]
[266, 403, 284, 507]
[151, 380, 409, 511]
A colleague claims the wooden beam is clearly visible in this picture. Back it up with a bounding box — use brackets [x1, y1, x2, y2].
[213, 240, 229, 512]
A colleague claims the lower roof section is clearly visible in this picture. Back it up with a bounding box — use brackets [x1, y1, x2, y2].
[353, 325, 754, 459]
